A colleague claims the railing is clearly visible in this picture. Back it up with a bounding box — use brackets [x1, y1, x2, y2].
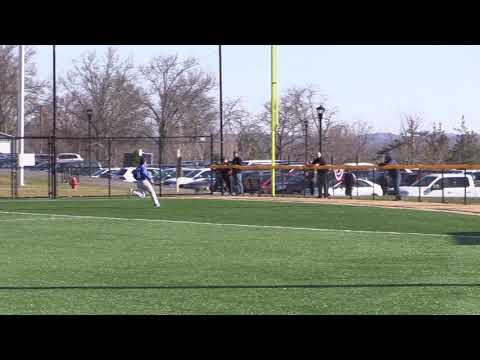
[210, 163, 480, 205]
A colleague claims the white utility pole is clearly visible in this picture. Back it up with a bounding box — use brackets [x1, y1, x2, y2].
[17, 45, 25, 187]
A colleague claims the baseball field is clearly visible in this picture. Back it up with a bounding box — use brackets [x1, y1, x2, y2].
[1, 196, 480, 314]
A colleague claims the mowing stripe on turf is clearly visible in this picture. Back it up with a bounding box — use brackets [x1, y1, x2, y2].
[0, 210, 477, 239]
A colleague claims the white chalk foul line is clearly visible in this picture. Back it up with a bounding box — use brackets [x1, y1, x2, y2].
[0, 218, 85, 222]
[0, 210, 477, 239]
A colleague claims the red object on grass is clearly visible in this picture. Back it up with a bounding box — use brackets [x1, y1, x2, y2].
[70, 176, 79, 190]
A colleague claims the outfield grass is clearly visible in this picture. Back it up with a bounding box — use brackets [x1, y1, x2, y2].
[0, 197, 480, 314]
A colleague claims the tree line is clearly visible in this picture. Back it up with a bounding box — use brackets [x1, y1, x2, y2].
[1, 45, 479, 164]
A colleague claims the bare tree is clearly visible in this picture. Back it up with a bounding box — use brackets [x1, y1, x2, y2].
[259, 86, 332, 160]
[0, 46, 48, 134]
[422, 122, 450, 162]
[449, 117, 480, 163]
[326, 120, 372, 163]
[220, 98, 269, 158]
[397, 114, 427, 163]
[56, 48, 147, 163]
[139, 55, 216, 161]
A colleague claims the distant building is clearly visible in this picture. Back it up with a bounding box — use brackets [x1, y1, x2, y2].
[0, 132, 13, 153]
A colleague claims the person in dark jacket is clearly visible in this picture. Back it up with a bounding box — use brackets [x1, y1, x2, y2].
[379, 153, 401, 200]
[312, 152, 329, 198]
[231, 151, 243, 195]
[343, 170, 356, 199]
[220, 158, 232, 195]
[304, 159, 315, 196]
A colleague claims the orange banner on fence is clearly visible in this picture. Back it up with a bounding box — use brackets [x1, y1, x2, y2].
[210, 163, 480, 171]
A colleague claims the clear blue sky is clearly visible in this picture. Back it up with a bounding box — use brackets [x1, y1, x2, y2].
[32, 45, 480, 134]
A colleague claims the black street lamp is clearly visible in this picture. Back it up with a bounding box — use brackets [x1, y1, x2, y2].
[316, 105, 325, 153]
[86, 109, 93, 176]
[303, 118, 309, 197]
[52, 45, 57, 199]
[303, 119, 309, 164]
[218, 45, 224, 195]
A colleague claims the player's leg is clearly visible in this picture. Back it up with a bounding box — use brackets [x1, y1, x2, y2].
[142, 180, 160, 207]
[131, 182, 146, 198]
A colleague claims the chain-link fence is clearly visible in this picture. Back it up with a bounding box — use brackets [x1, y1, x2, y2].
[0, 135, 215, 199]
[2, 136, 480, 204]
[209, 163, 480, 205]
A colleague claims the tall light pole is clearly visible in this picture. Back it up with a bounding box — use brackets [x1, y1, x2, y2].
[304, 118, 309, 197]
[86, 109, 93, 176]
[218, 45, 224, 195]
[304, 119, 308, 164]
[316, 105, 325, 153]
[17, 45, 25, 187]
[52, 45, 57, 198]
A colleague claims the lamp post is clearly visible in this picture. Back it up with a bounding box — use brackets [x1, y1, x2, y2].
[304, 119, 308, 164]
[218, 45, 224, 195]
[52, 45, 57, 198]
[316, 105, 325, 153]
[303, 118, 309, 197]
[86, 109, 93, 176]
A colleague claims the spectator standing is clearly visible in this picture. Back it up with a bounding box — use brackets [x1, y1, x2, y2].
[343, 170, 356, 199]
[312, 152, 329, 198]
[379, 153, 401, 200]
[305, 158, 315, 196]
[221, 158, 232, 195]
[231, 152, 243, 195]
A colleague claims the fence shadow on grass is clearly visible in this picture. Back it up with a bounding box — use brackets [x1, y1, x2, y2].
[449, 233, 480, 245]
[1, 283, 480, 290]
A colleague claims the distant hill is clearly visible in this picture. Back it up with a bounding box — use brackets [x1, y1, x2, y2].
[366, 132, 399, 147]
[367, 132, 458, 148]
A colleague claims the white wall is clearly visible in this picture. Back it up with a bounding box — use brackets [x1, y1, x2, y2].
[0, 140, 11, 154]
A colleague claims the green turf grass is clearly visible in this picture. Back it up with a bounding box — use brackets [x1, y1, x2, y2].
[0, 198, 479, 314]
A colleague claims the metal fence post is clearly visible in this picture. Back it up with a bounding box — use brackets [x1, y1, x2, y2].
[47, 136, 51, 198]
[10, 138, 15, 199]
[418, 169, 422, 202]
[441, 169, 445, 203]
[372, 167, 375, 200]
[158, 137, 162, 198]
[210, 134, 214, 195]
[330, 156, 334, 198]
[355, 156, 359, 199]
[108, 138, 111, 198]
[464, 168, 467, 205]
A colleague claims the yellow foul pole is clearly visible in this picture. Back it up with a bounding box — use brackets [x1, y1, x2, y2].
[271, 45, 278, 197]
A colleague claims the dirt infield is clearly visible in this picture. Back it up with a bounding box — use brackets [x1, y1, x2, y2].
[189, 195, 480, 216]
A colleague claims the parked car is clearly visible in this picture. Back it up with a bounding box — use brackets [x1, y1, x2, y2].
[182, 160, 209, 167]
[152, 168, 197, 185]
[180, 174, 216, 192]
[57, 153, 84, 163]
[467, 171, 480, 187]
[112, 167, 137, 182]
[31, 154, 50, 166]
[328, 179, 384, 197]
[56, 160, 103, 176]
[99, 168, 122, 179]
[241, 170, 272, 193]
[259, 171, 306, 194]
[91, 168, 121, 178]
[163, 168, 212, 187]
[0, 154, 16, 168]
[112, 167, 160, 182]
[399, 173, 479, 198]
[364, 170, 418, 195]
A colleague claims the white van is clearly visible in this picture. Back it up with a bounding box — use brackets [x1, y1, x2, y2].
[399, 173, 479, 198]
